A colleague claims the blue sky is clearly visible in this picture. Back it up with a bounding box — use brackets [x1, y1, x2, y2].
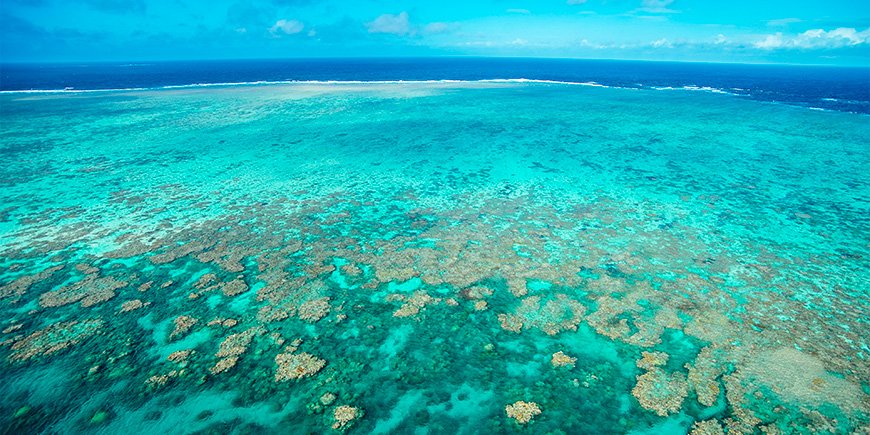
[1, 0, 868, 64]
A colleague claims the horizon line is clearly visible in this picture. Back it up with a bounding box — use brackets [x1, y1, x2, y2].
[2, 55, 868, 69]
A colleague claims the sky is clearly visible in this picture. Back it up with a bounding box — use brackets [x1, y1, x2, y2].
[1, 0, 869, 65]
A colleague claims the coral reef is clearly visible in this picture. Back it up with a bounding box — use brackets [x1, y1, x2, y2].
[170, 315, 198, 340]
[743, 347, 864, 412]
[1, 84, 868, 433]
[145, 370, 180, 389]
[167, 350, 193, 363]
[497, 314, 523, 333]
[0, 265, 64, 302]
[331, 405, 361, 430]
[215, 327, 262, 358]
[221, 277, 249, 296]
[498, 294, 585, 335]
[2, 324, 22, 334]
[722, 373, 761, 433]
[505, 401, 541, 424]
[6, 319, 104, 362]
[632, 368, 689, 417]
[551, 351, 577, 368]
[689, 419, 725, 435]
[298, 297, 331, 322]
[207, 318, 239, 328]
[210, 357, 238, 375]
[120, 299, 147, 313]
[685, 347, 723, 407]
[636, 351, 669, 371]
[391, 291, 441, 318]
[320, 392, 336, 406]
[275, 350, 326, 381]
[39, 275, 125, 308]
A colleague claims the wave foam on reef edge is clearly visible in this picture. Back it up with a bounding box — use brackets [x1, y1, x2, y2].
[3, 79, 865, 115]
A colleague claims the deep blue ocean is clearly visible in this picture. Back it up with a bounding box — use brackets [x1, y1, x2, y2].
[2, 57, 869, 114]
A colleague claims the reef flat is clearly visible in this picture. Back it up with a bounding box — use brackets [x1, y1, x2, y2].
[0, 82, 868, 434]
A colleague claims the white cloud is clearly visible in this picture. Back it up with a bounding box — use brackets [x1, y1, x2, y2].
[506, 8, 531, 14]
[754, 33, 784, 49]
[714, 34, 728, 44]
[634, 15, 668, 21]
[577, 39, 646, 50]
[579, 39, 609, 49]
[423, 22, 454, 35]
[754, 27, 870, 49]
[639, 0, 677, 13]
[367, 12, 411, 35]
[643, 0, 673, 8]
[269, 19, 304, 36]
[767, 18, 802, 27]
[650, 38, 673, 48]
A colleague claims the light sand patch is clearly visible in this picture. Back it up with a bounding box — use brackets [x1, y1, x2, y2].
[743, 347, 864, 413]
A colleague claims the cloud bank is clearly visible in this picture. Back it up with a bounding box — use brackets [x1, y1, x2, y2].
[755, 27, 870, 49]
[367, 12, 411, 35]
[270, 19, 304, 35]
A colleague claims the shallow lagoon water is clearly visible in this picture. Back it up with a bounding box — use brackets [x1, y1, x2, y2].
[0, 81, 868, 434]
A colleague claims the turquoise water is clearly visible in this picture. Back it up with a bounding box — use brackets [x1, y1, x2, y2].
[0, 82, 868, 434]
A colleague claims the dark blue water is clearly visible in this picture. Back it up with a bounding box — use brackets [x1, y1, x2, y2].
[2, 57, 868, 113]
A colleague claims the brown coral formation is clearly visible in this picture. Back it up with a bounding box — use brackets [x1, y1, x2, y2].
[170, 315, 198, 340]
[497, 314, 523, 333]
[1, 144, 868, 434]
[0, 265, 64, 301]
[742, 347, 864, 412]
[632, 368, 689, 417]
[146, 370, 180, 389]
[167, 350, 193, 363]
[685, 347, 723, 407]
[498, 294, 584, 335]
[689, 419, 725, 435]
[39, 275, 126, 308]
[275, 349, 326, 381]
[298, 297, 331, 322]
[207, 318, 238, 328]
[340, 263, 362, 276]
[585, 286, 679, 347]
[551, 351, 577, 368]
[150, 240, 217, 265]
[722, 373, 761, 433]
[210, 356, 239, 374]
[215, 327, 262, 358]
[636, 351, 669, 371]
[391, 291, 441, 318]
[221, 276, 249, 296]
[331, 405, 361, 430]
[6, 319, 104, 362]
[684, 310, 735, 345]
[320, 392, 336, 406]
[505, 401, 541, 424]
[460, 285, 493, 300]
[193, 273, 218, 290]
[3, 324, 23, 334]
[120, 299, 147, 313]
